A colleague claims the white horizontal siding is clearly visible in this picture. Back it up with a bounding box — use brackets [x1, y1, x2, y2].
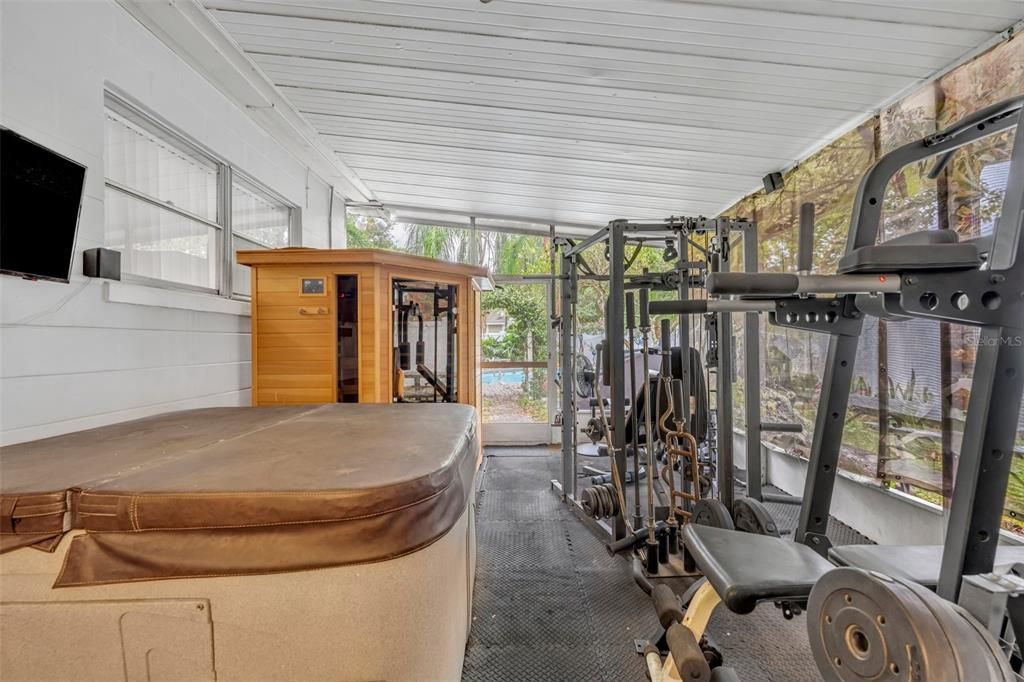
[321, 135, 777, 176]
[223, 19, 916, 94]
[205, 1, 988, 70]
[0, 0, 329, 445]
[202, 0, 1022, 227]
[356, 175, 739, 209]
[2, 363, 251, 433]
[352, 160, 757, 195]
[699, 0, 1023, 29]
[289, 90, 843, 146]
[1, 326, 250, 379]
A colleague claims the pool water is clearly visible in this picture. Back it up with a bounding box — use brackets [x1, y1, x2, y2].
[482, 369, 526, 385]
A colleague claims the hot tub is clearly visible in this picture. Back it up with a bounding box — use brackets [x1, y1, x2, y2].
[0, 403, 480, 681]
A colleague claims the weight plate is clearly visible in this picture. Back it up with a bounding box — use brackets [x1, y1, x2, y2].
[953, 601, 1016, 681]
[806, 567, 1012, 682]
[731, 497, 780, 537]
[581, 484, 619, 519]
[808, 568, 954, 681]
[581, 487, 597, 517]
[691, 499, 734, 530]
[901, 576, 1015, 682]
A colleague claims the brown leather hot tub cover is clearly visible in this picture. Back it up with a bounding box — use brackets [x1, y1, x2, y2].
[0, 404, 480, 587]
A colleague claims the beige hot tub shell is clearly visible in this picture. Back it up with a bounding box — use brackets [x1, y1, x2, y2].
[0, 404, 480, 681]
[1, 505, 475, 682]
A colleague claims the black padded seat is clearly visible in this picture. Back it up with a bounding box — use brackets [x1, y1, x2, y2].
[681, 524, 834, 614]
[837, 228, 981, 274]
[828, 544, 1024, 589]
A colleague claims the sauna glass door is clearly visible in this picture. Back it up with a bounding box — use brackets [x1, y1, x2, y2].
[392, 279, 458, 403]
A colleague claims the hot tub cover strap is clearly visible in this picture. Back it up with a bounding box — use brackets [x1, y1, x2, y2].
[0, 404, 480, 587]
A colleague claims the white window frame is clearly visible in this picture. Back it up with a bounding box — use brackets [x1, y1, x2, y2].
[102, 90, 294, 300]
[228, 169, 298, 298]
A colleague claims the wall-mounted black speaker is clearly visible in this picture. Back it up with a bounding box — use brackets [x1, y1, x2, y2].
[83, 247, 121, 280]
[762, 172, 785, 194]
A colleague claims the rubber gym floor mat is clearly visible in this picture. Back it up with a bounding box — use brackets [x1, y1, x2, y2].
[464, 449, 661, 682]
[464, 449, 863, 681]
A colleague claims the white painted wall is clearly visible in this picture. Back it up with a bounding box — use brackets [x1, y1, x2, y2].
[301, 171, 332, 248]
[330, 192, 347, 249]
[0, 0, 342, 445]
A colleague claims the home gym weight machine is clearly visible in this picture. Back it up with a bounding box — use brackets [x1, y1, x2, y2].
[642, 95, 1024, 681]
[392, 279, 457, 403]
[554, 214, 795, 577]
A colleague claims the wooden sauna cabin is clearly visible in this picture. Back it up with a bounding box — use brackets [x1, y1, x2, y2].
[236, 248, 489, 409]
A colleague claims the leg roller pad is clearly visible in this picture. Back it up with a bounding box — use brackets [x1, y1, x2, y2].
[666, 622, 711, 682]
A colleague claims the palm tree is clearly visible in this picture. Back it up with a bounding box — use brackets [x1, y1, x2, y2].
[492, 231, 549, 276]
[404, 224, 467, 262]
[403, 223, 499, 267]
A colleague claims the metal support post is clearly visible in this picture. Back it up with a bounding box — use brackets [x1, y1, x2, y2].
[716, 227, 735, 511]
[560, 250, 576, 501]
[795, 331, 861, 552]
[742, 227, 762, 500]
[938, 326, 1024, 601]
[676, 230, 691, 433]
[937, 104, 1024, 600]
[608, 221, 628, 540]
[546, 226, 558, 452]
[717, 314, 734, 509]
[626, 292, 644, 529]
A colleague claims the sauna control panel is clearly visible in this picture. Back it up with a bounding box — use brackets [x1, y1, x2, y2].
[301, 277, 326, 295]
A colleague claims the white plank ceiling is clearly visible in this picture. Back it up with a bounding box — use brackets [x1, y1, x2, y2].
[203, 0, 1024, 231]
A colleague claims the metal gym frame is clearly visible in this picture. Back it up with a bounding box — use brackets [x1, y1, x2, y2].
[812, 96, 1024, 600]
[555, 97, 1024, 600]
[555, 216, 789, 541]
[674, 96, 1024, 602]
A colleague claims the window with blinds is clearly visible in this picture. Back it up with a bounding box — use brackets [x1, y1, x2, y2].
[102, 92, 293, 297]
[231, 174, 292, 296]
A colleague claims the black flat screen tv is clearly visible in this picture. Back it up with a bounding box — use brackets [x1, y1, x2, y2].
[1, 128, 87, 283]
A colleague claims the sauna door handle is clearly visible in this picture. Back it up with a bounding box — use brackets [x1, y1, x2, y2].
[299, 307, 328, 315]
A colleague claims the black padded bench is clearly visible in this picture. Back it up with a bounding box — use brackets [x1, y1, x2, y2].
[684, 524, 1024, 612]
[837, 228, 981, 274]
[829, 544, 1024, 589]
[681, 524, 834, 614]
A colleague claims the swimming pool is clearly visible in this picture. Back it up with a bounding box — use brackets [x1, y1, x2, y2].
[481, 369, 527, 385]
